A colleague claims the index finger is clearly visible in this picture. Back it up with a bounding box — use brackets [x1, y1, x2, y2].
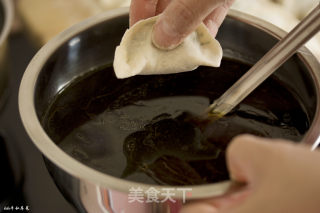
[129, 0, 158, 27]
[152, 0, 228, 49]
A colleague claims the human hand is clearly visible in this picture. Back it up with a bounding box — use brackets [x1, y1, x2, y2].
[130, 0, 234, 49]
[180, 135, 320, 213]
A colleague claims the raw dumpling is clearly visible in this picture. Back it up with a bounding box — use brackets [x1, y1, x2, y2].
[113, 16, 223, 79]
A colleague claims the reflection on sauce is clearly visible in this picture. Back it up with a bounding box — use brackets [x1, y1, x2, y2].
[42, 59, 309, 185]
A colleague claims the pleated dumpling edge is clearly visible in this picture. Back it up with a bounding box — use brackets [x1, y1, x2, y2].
[113, 16, 223, 79]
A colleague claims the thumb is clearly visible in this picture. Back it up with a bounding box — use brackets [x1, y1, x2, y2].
[152, 0, 226, 49]
[226, 134, 279, 184]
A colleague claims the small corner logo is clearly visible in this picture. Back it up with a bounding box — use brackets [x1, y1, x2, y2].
[3, 206, 30, 211]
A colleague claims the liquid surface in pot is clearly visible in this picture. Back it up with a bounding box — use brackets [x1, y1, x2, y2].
[42, 58, 309, 185]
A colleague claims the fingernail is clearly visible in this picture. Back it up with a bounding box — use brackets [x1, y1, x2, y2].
[179, 203, 217, 213]
[152, 17, 182, 50]
[205, 20, 218, 37]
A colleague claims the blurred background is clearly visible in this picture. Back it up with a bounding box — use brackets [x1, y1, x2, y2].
[15, 0, 320, 58]
[1, 0, 319, 212]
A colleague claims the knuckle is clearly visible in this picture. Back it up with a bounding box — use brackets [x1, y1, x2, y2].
[222, 0, 235, 9]
[174, 0, 197, 31]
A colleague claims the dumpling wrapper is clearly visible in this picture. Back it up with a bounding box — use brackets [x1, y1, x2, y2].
[113, 16, 223, 79]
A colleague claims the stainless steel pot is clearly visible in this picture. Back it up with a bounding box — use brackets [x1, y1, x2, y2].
[0, 0, 13, 109]
[19, 8, 320, 213]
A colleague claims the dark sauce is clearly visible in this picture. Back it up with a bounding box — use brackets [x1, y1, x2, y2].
[42, 59, 309, 185]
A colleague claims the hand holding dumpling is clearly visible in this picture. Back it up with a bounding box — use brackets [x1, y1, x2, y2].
[130, 0, 234, 49]
[113, 0, 232, 78]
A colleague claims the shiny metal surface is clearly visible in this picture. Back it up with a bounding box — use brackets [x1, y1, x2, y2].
[0, 0, 14, 108]
[19, 8, 320, 213]
[0, 0, 12, 46]
[210, 4, 320, 117]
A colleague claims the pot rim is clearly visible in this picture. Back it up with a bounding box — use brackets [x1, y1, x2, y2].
[0, 0, 14, 47]
[18, 7, 320, 199]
